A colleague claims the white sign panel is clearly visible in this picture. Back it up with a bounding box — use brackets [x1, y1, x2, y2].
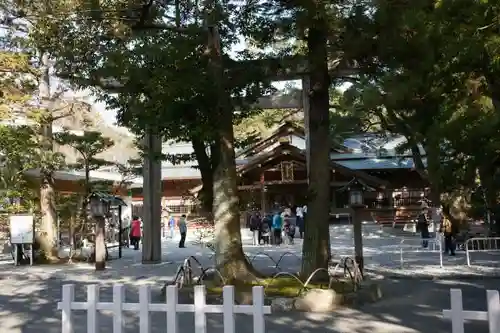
[9, 214, 34, 244]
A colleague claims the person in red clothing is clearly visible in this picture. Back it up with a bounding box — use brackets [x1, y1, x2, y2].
[130, 216, 142, 250]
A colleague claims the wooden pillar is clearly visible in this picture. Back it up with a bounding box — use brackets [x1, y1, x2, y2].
[331, 170, 337, 209]
[94, 216, 106, 270]
[386, 189, 393, 208]
[118, 205, 123, 259]
[352, 207, 364, 273]
[260, 172, 266, 215]
[142, 128, 162, 264]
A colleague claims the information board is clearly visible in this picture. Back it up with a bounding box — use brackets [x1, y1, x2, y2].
[9, 214, 34, 244]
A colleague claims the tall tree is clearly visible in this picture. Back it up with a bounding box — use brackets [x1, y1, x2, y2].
[0, 5, 70, 259]
[239, 0, 342, 276]
[31, 0, 269, 279]
[341, 0, 500, 229]
[0, 125, 38, 213]
[54, 130, 114, 269]
[54, 130, 114, 219]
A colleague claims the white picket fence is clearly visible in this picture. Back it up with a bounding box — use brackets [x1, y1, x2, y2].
[443, 288, 500, 333]
[58, 284, 271, 333]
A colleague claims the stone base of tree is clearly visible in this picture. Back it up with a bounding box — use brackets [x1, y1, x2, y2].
[271, 281, 383, 312]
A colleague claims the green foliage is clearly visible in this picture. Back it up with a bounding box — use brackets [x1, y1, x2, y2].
[26, 0, 273, 163]
[0, 125, 39, 212]
[337, 0, 500, 221]
[55, 130, 114, 171]
[0, 52, 37, 119]
[54, 130, 114, 195]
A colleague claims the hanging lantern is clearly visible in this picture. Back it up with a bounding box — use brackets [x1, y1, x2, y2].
[89, 194, 111, 217]
[349, 183, 365, 207]
[337, 178, 371, 208]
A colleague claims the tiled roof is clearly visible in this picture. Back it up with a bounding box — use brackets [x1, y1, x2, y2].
[336, 157, 426, 170]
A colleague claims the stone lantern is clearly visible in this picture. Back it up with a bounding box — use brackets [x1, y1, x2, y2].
[338, 178, 373, 274]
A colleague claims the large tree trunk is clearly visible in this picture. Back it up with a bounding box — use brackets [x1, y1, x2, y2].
[37, 52, 58, 261]
[478, 162, 498, 233]
[142, 128, 162, 264]
[39, 161, 58, 260]
[208, 26, 257, 282]
[191, 137, 214, 218]
[424, 134, 442, 206]
[301, 11, 332, 278]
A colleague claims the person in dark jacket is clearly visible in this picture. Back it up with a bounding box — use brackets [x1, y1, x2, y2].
[249, 211, 262, 245]
[416, 208, 430, 248]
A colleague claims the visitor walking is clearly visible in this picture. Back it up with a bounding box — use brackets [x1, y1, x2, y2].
[130, 216, 142, 250]
[249, 211, 262, 245]
[169, 215, 176, 239]
[416, 207, 430, 248]
[178, 214, 187, 248]
[272, 211, 283, 245]
[440, 206, 456, 256]
[296, 205, 304, 238]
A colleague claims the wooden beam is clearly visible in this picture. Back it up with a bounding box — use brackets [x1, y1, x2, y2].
[228, 56, 358, 81]
[60, 56, 357, 93]
[238, 180, 349, 190]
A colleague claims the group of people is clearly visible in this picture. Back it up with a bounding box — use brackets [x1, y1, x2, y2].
[249, 205, 307, 246]
[129, 214, 188, 250]
[416, 205, 458, 256]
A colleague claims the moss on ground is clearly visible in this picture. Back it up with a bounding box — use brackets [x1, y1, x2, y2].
[204, 276, 353, 298]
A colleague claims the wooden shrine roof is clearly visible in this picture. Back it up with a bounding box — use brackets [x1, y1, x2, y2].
[237, 143, 388, 188]
[236, 122, 349, 159]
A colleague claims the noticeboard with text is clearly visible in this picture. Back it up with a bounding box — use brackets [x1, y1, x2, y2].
[9, 214, 34, 244]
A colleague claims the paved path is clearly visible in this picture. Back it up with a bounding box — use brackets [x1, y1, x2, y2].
[0, 223, 498, 332]
[0, 268, 496, 333]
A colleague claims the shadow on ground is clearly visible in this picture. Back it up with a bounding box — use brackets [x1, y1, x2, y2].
[0, 224, 496, 333]
[0, 259, 496, 333]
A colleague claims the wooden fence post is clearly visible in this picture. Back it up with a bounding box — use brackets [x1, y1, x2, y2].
[223, 286, 235, 333]
[487, 290, 500, 333]
[450, 288, 465, 333]
[194, 285, 207, 333]
[112, 285, 125, 333]
[61, 284, 75, 333]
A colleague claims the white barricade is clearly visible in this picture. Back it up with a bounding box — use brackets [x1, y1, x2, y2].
[399, 236, 443, 268]
[465, 237, 500, 266]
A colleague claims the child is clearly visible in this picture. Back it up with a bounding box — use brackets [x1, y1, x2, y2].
[287, 221, 296, 245]
[261, 222, 270, 245]
[168, 215, 176, 238]
[283, 219, 295, 245]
